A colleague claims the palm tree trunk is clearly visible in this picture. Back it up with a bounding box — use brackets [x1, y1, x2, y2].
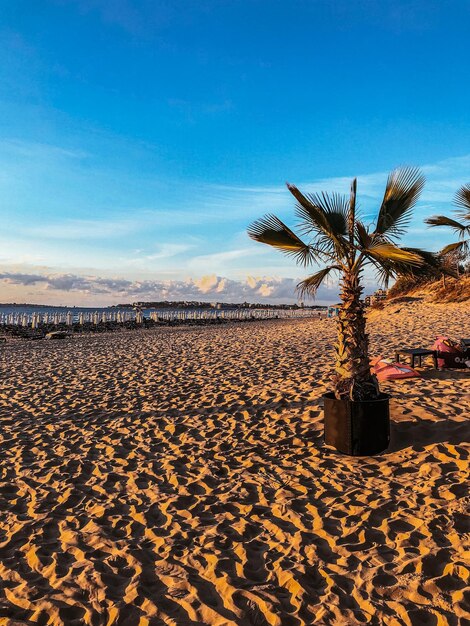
[334, 271, 379, 400]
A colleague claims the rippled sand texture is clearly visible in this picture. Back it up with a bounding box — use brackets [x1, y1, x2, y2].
[1, 301, 469, 625]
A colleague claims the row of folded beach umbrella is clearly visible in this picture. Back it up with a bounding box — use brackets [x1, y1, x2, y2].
[0, 307, 322, 328]
[0, 310, 136, 327]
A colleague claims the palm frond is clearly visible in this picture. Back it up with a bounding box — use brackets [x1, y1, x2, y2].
[455, 183, 470, 220]
[441, 240, 470, 256]
[375, 167, 425, 238]
[247, 214, 314, 266]
[425, 215, 467, 234]
[401, 248, 456, 277]
[287, 184, 349, 254]
[297, 265, 341, 299]
[367, 254, 409, 287]
[297, 190, 349, 236]
[355, 221, 372, 249]
[370, 247, 447, 284]
[370, 260, 394, 288]
[310, 234, 347, 262]
[402, 247, 442, 270]
[366, 242, 424, 266]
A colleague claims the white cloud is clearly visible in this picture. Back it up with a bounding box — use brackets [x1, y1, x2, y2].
[193, 274, 219, 293]
[27, 218, 137, 240]
[21, 212, 209, 242]
[123, 243, 194, 263]
[0, 139, 89, 161]
[189, 247, 267, 274]
[0, 270, 339, 304]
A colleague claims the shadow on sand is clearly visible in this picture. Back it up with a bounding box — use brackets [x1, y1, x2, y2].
[389, 416, 469, 453]
[418, 368, 469, 381]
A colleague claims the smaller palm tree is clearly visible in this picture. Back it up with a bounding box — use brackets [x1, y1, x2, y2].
[248, 168, 433, 401]
[425, 184, 470, 273]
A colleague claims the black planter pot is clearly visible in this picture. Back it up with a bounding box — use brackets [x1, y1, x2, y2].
[323, 392, 390, 456]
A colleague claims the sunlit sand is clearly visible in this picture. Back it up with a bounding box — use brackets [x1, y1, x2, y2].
[0, 300, 468, 624]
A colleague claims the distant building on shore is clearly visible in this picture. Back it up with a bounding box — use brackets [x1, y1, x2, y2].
[364, 289, 387, 307]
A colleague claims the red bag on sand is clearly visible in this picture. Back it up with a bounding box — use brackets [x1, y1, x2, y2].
[370, 357, 420, 381]
[433, 336, 470, 369]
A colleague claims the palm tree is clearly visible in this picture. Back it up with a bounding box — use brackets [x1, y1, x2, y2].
[248, 167, 431, 401]
[425, 184, 470, 274]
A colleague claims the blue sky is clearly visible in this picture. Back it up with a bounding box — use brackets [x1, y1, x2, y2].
[1, 0, 469, 305]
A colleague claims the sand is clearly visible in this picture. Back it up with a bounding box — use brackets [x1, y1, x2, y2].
[0, 300, 469, 625]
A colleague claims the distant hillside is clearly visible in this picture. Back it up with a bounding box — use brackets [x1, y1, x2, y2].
[386, 276, 470, 304]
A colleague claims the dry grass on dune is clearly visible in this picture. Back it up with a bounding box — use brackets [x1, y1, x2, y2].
[0, 302, 469, 625]
[428, 277, 470, 303]
[387, 276, 470, 304]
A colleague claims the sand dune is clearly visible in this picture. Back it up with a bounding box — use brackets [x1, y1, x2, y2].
[0, 300, 469, 625]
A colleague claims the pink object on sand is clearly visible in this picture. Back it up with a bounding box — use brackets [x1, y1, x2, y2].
[433, 336, 469, 369]
[370, 357, 420, 381]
